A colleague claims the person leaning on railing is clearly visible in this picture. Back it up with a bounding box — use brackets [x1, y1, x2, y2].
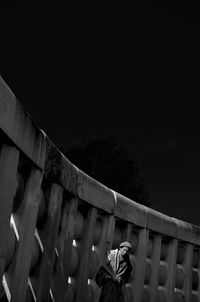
[95, 241, 133, 302]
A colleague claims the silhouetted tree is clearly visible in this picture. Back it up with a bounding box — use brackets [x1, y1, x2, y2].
[62, 135, 151, 206]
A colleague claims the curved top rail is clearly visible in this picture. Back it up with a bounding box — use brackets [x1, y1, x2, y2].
[45, 139, 200, 245]
[1, 75, 200, 246]
[0, 76, 46, 169]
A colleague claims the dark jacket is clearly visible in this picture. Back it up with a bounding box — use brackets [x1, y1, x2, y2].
[95, 249, 132, 302]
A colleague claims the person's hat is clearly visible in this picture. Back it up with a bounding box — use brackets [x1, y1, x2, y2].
[119, 241, 132, 249]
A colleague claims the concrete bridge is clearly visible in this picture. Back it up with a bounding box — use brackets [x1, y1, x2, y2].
[0, 75, 199, 302]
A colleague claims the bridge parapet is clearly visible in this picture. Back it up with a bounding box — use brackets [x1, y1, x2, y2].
[0, 75, 199, 302]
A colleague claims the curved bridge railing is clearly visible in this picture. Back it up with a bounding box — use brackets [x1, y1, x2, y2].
[0, 75, 200, 302]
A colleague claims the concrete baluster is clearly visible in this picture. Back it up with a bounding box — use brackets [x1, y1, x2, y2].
[75, 207, 97, 302]
[165, 238, 178, 302]
[0, 145, 19, 292]
[132, 227, 149, 302]
[195, 248, 200, 302]
[37, 183, 63, 302]
[10, 167, 43, 302]
[57, 197, 79, 302]
[61, 197, 78, 276]
[122, 223, 132, 242]
[149, 234, 162, 302]
[182, 243, 193, 302]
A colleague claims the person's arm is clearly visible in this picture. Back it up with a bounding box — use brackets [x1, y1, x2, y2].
[95, 251, 114, 286]
[123, 261, 133, 284]
[95, 266, 109, 287]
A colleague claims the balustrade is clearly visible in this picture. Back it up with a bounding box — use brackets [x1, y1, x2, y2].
[0, 75, 200, 302]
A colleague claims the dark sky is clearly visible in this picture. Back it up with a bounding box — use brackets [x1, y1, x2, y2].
[1, 4, 200, 225]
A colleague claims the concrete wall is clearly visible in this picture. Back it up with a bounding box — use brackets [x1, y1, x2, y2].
[0, 75, 200, 302]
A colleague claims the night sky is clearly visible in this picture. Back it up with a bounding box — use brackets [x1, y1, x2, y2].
[1, 4, 200, 225]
